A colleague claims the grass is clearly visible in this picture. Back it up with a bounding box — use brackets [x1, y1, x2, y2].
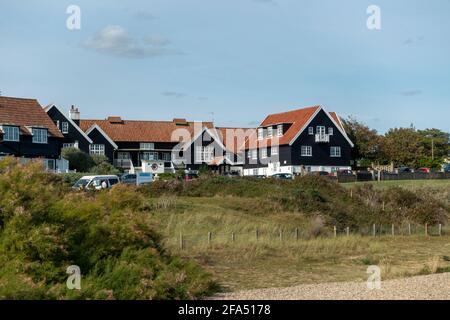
[344, 179, 450, 190]
[147, 193, 450, 292]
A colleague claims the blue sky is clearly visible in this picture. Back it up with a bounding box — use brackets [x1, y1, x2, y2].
[1, 0, 449, 133]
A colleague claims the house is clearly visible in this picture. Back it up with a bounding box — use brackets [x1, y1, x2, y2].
[0, 96, 68, 171]
[242, 106, 354, 176]
[45, 104, 93, 153]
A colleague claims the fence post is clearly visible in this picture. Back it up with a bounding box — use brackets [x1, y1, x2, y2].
[382, 201, 385, 211]
[295, 228, 299, 241]
[346, 227, 350, 237]
[408, 223, 411, 236]
[439, 224, 442, 236]
[372, 224, 376, 237]
[179, 233, 184, 250]
[350, 189, 353, 198]
[425, 223, 428, 237]
[208, 232, 212, 245]
[279, 229, 283, 241]
[231, 232, 235, 242]
[256, 229, 259, 241]
[333, 226, 337, 238]
[391, 224, 395, 236]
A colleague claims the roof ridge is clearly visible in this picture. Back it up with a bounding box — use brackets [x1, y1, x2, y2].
[265, 105, 321, 118]
[0, 96, 39, 102]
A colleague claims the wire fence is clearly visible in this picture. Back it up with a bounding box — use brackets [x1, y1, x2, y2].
[165, 223, 448, 250]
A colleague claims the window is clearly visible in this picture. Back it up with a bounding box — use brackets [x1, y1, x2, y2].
[32, 128, 48, 144]
[251, 149, 257, 160]
[161, 152, 171, 161]
[257, 128, 263, 140]
[63, 143, 75, 149]
[316, 126, 326, 135]
[89, 144, 105, 155]
[61, 122, 69, 134]
[267, 127, 273, 138]
[3, 126, 19, 141]
[142, 152, 158, 161]
[328, 127, 334, 135]
[271, 146, 278, 156]
[54, 120, 60, 130]
[277, 125, 283, 137]
[330, 146, 341, 157]
[301, 146, 312, 157]
[261, 148, 267, 158]
[195, 146, 214, 162]
[308, 127, 314, 135]
[140, 143, 154, 150]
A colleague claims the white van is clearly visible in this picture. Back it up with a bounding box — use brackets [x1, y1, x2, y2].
[72, 175, 120, 190]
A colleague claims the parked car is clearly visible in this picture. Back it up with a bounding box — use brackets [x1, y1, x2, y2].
[397, 167, 412, 173]
[271, 173, 294, 180]
[444, 164, 450, 173]
[121, 173, 137, 184]
[416, 167, 431, 173]
[72, 175, 120, 190]
[308, 171, 330, 177]
[337, 169, 353, 175]
[222, 171, 241, 178]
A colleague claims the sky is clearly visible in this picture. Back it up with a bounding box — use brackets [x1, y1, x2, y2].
[1, 0, 449, 133]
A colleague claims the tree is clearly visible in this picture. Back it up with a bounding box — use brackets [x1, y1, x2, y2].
[341, 117, 382, 164]
[380, 128, 424, 168]
[61, 148, 94, 172]
[418, 129, 450, 167]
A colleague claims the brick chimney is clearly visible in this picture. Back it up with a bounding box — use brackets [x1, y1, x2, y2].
[69, 105, 80, 126]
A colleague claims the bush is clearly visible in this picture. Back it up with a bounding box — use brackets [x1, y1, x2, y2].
[61, 148, 95, 172]
[0, 158, 216, 299]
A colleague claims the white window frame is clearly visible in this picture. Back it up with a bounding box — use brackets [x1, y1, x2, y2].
[142, 151, 158, 161]
[3, 126, 20, 142]
[328, 127, 334, 135]
[61, 122, 69, 134]
[261, 148, 267, 158]
[63, 143, 76, 149]
[330, 146, 341, 158]
[257, 128, 263, 140]
[317, 126, 326, 135]
[277, 125, 283, 137]
[301, 146, 312, 157]
[32, 128, 48, 144]
[89, 144, 105, 155]
[161, 152, 171, 161]
[140, 143, 155, 150]
[195, 146, 214, 162]
[308, 127, 314, 135]
[271, 146, 278, 156]
[267, 127, 273, 138]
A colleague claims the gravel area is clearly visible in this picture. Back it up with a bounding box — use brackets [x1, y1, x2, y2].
[213, 273, 450, 300]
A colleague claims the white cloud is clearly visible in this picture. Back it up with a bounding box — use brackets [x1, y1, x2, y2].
[82, 25, 182, 58]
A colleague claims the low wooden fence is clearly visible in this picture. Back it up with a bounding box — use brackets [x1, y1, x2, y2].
[170, 223, 447, 250]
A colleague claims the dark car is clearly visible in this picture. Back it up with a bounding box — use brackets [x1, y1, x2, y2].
[397, 167, 412, 173]
[271, 173, 294, 180]
[121, 173, 137, 185]
[222, 171, 241, 178]
[308, 171, 330, 177]
[444, 164, 450, 173]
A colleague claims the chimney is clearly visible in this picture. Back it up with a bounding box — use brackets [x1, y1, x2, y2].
[69, 105, 80, 126]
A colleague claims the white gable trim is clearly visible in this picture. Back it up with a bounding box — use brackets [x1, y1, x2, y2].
[45, 104, 93, 144]
[289, 107, 354, 148]
[184, 126, 228, 152]
[85, 124, 118, 149]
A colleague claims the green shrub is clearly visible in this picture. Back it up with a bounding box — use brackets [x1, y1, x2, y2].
[61, 148, 95, 172]
[0, 158, 216, 299]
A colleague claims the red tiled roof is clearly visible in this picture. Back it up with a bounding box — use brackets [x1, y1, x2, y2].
[0, 96, 63, 138]
[79, 118, 214, 143]
[243, 106, 347, 149]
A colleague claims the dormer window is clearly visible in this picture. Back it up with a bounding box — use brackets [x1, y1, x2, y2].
[328, 127, 334, 135]
[277, 125, 283, 137]
[140, 143, 154, 150]
[62, 122, 69, 134]
[308, 127, 314, 135]
[267, 127, 273, 138]
[3, 126, 20, 142]
[257, 128, 263, 140]
[32, 128, 48, 144]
